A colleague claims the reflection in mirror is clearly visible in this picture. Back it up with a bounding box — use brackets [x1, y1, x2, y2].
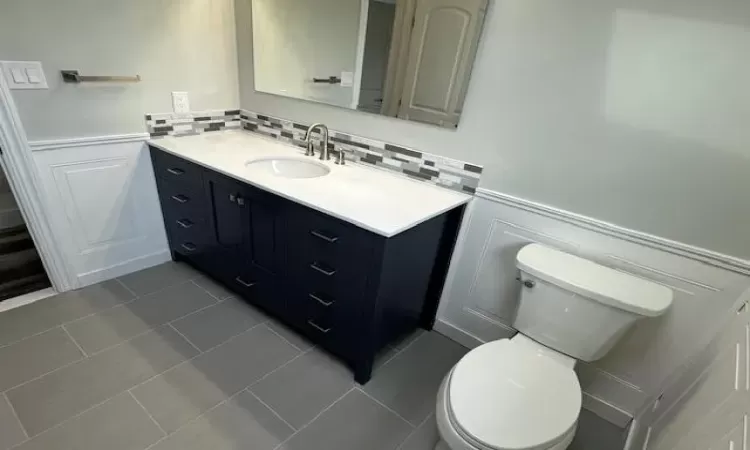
[250, 0, 488, 128]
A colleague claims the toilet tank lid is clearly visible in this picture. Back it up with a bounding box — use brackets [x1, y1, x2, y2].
[516, 244, 673, 317]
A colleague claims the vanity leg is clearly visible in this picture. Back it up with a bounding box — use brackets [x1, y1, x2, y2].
[354, 357, 374, 385]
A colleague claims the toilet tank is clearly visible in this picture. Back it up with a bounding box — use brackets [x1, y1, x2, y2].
[513, 244, 673, 362]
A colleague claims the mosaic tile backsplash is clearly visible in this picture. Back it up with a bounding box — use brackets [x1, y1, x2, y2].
[145, 109, 482, 194]
[145, 110, 242, 137]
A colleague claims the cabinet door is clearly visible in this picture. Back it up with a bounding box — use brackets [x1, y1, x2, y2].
[204, 173, 249, 276]
[243, 187, 285, 276]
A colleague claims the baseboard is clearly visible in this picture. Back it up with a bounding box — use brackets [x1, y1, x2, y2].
[476, 189, 750, 276]
[434, 318, 483, 349]
[76, 249, 171, 288]
[28, 133, 150, 151]
[435, 319, 634, 429]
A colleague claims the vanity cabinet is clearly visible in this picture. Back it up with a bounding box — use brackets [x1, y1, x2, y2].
[150, 146, 464, 383]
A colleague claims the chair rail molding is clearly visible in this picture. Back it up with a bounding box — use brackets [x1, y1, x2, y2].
[0, 72, 77, 292]
[436, 187, 750, 429]
[28, 133, 150, 151]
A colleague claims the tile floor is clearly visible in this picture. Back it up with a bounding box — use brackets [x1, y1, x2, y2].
[0, 262, 625, 450]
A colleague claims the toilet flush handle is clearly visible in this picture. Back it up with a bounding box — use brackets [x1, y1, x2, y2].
[516, 276, 536, 289]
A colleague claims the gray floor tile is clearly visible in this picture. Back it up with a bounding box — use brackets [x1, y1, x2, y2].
[251, 349, 354, 429]
[266, 319, 314, 351]
[13, 392, 163, 450]
[170, 297, 266, 351]
[569, 409, 627, 450]
[0, 280, 134, 347]
[117, 262, 199, 296]
[374, 345, 401, 371]
[131, 324, 299, 433]
[64, 282, 216, 354]
[0, 394, 26, 450]
[7, 325, 198, 436]
[0, 327, 83, 391]
[363, 331, 467, 426]
[192, 276, 235, 301]
[392, 329, 426, 351]
[150, 390, 294, 450]
[280, 389, 412, 450]
[399, 414, 439, 450]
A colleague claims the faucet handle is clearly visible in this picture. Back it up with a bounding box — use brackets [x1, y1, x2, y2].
[335, 148, 347, 165]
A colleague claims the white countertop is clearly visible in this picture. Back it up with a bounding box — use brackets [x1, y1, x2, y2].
[148, 131, 471, 237]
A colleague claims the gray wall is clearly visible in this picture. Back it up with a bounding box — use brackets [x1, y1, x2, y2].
[236, 0, 750, 261]
[0, 0, 239, 140]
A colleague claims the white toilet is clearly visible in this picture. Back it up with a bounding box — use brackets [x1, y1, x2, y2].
[435, 243, 673, 450]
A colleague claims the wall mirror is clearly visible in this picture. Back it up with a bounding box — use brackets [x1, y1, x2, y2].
[250, 0, 488, 128]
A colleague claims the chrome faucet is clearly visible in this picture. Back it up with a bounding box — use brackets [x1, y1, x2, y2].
[304, 123, 330, 161]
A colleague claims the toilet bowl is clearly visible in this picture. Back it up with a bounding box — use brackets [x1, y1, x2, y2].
[435, 338, 580, 450]
[434, 244, 674, 450]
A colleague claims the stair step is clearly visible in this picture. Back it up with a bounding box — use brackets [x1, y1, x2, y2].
[0, 248, 40, 268]
[0, 259, 46, 283]
[0, 274, 51, 302]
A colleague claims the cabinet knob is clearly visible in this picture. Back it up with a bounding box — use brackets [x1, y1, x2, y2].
[229, 193, 237, 203]
[180, 243, 197, 252]
[166, 168, 184, 176]
[237, 196, 245, 206]
[171, 194, 189, 204]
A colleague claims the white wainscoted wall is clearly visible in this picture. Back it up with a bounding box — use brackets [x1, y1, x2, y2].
[625, 285, 749, 450]
[435, 189, 750, 427]
[28, 136, 170, 288]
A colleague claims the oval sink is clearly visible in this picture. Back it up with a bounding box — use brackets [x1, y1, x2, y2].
[245, 157, 331, 179]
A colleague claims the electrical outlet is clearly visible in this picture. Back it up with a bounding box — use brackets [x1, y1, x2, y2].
[171, 91, 190, 114]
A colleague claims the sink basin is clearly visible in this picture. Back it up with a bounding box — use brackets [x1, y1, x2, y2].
[245, 157, 331, 179]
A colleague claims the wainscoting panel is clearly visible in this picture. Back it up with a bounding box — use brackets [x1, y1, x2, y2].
[436, 190, 750, 426]
[31, 138, 170, 287]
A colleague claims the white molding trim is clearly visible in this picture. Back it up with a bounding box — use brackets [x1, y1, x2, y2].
[0, 72, 77, 292]
[28, 133, 150, 151]
[77, 249, 171, 288]
[476, 188, 750, 276]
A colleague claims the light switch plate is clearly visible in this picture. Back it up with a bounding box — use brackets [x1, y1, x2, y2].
[171, 91, 190, 114]
[0, 61, 48, 89]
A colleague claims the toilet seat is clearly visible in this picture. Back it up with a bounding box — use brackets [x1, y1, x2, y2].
[447, 339, 581, 450]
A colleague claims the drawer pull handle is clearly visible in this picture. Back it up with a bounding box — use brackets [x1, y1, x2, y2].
[235, 276, 257, 288]
[176, 219, 193, 229]
[180, 243, 197, 252]
[171, 194, 189, 204]
[310, 230, 338, 243]
[166, 168, 185, 176]
[310, 262, 336, 276]
[309, 293, 333, 307]
[308, 320, 331, 334]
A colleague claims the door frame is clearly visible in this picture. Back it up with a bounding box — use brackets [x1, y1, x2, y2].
[380, 0, 417, 116]
[0, 70, 77, 292]
[351, 0, 371, 110]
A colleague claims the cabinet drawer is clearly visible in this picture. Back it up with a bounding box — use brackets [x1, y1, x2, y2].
[289, 207, 371, 270]
[151, 148, 203, 187]
[157, 178, 207, 220]
[292, 288, 352, 356]
[227, 266, 283, 317]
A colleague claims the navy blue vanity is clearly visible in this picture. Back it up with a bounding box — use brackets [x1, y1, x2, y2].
[150, 146, 464, 383]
